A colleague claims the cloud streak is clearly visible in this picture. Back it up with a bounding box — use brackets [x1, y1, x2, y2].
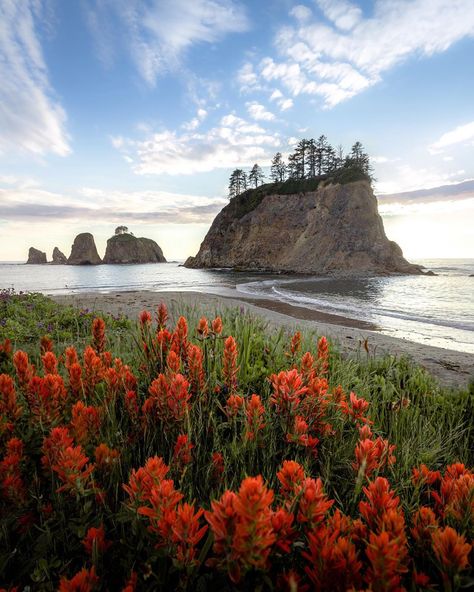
[112, 113, 281, 175]
[0, 0, 71, 156]
[85, 0, 249, 84]
[429, 121, 474, 153]
[241, 0, 474, 108]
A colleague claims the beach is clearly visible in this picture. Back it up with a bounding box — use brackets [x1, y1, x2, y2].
[52, 290, 474, 389]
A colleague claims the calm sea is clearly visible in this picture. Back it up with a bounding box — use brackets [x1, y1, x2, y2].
[1, 259, 473, 354]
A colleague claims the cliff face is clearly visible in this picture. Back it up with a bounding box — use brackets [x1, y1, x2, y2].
[185, 180, 421, 275]
[102, 234, 166, 264]
[68, 233, 102, 265]
[27, 247, 47, 264]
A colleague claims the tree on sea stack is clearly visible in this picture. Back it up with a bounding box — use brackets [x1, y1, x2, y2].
[228, 169, 247, 198]
[248, 163, 265, 188]
[271, 152, 286, 182]
[115, 225, 129, 235]
[346, 141, 373, 177]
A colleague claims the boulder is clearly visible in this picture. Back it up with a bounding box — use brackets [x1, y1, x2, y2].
[185, 179, 422, 275]
[103, 233, 166, 264]
[52, 247, 68, 265]
[68, 233, 102, 265]
[27, 247, 47, 264]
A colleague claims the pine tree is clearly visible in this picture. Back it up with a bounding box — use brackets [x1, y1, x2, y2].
[315, 135, 329, 175]
[294, 139, 309, 179]
[306, 139, 317, 178]
[346, 141, 372, 176]
[270, 152, 286, 182]
[248, 163, 265, 188]
[228, 169, 248, 198]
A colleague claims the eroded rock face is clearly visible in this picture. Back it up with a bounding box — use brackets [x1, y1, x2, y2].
[52, 247, 68, 265]
[185, 180, 421, 275]
[27, 247, 47, 264]
[102, 233, 166, 264]
[68, 233, 102, 265]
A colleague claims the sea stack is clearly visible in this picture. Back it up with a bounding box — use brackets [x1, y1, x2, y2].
[27, 247, 47, 264]
[103, 229, 166, 264]
[52, 247, 68, 265]
[68, 233, 102, 265]
[185, 179, 421, 275]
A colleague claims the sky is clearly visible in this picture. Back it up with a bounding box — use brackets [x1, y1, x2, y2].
[1, 0, 474, 262]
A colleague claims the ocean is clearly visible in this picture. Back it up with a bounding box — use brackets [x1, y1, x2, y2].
[1, 259, 473, 354]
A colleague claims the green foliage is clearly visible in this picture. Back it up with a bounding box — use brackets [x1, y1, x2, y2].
[0, 289, 131, 352]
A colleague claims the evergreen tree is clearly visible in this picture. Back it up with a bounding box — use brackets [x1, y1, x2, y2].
[315, 135, 329, 175]
[294, 139, 309, 179]
[324, 145, 337, 173]
[248, 163, 265, 188]
[346, 141, 372, 176]
[228, 169, 247, 198]
[335, 145, 345, 169]
[287, 153, 299, 179]
[306, 139, 317, 178]
[270, 152, 286, 182]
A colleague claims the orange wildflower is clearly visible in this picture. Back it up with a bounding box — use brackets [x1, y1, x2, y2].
[70, 401, 102, 446]
[211, 452, 225, 481]
[123, 456, 170, 506]
[245, 394, 265, 442]
[271, 508, 295, 553]
[224, 393, 244, 418]
[296, 477, 334, 528]
[121, 571, 138, 592]
[52, 445, 94, 494]
[91, 317, 106, 354]
[269, 368, 308, 416]
[211, 316, 223, 335]
[289, 331, 301, 356]
[411, 506, 439, 548]
[13, 350, 34, 389]
[432, 526, 472, 577]
[40, 335, 54, 354]
[0, 437, 26, 504]
[353, 436, 396, 477]
[166, 350, 181, 373]
[156, 302, 168, 329]
[340, 391, 372, 424]
[0, 374, 22, 421]
[59, 566, 99, 592]
[170, 503, 208, 568]
[173, 434, 193, 467]
[365, 530, 408, 592]
[187, 343, 205, 392]
[277, 460, 306, 503]
[27, 374, 67, 424]
[67, 363, 83, 398]
[41, 426, 74, 470]
[82, 524, 111, 555]
[138, 478, 184, 544]
[316, 336, 329, 375]
[359, 477, 400, 530]
[64, 346, 79, 369]
[41, 351, 58, 375]
[197, 316, 209, 337]
[222, 336, 239, 392]
[412, 463, 441, 487]
[83, 346, 104, 396]
[300, 351, 315, 383]
[286, 415, 319, 453]
[139, 310, 152, 327]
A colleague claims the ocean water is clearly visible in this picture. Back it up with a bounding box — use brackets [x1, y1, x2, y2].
[0, 259, 473, 354]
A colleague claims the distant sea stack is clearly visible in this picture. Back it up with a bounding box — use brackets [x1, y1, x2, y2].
[185, 179, 421, 275]
[52, 247, 67, 265]
[68, 233, 102, 265]
[103, 228, 166, 264]
[27, 247, 47, 264]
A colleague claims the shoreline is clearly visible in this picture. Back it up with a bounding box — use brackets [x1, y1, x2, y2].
[51, 290, 474, 389]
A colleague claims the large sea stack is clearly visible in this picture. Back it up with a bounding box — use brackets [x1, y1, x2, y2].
[68, 233, 102, 265]
[27, 247, 47, 264]
[103, 232, 166, 264]
[185, 179, 421, 275]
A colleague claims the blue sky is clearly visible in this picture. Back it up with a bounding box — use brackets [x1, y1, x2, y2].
[1, 0, 474, 261]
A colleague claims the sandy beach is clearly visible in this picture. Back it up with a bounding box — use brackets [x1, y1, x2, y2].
[52, 290, 474, 389]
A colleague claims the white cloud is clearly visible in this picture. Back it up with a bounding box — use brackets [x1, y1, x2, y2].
[278, 98, 294, 111]
[0, 0, 71, 156]
[86, 0, 249, 85]
[237, 62, 260, 91]
[113, 113, 281, 175]
[375, 164, 468, 195]
[315, 0, 362, 31]
[290, 5, 312, 22]
[246, 0, 474, 108]
[182, 108, 208, 131]
[429, 121, 474, 153]
[269, 89, 283, 101]
[246, 101, 275, 121]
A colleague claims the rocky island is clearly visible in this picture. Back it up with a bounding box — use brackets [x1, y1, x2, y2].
[25, 227, 166, 265]
[103, 229, 166, 264]
[185, 177, 421, 275]
[27, 247, 47, 264]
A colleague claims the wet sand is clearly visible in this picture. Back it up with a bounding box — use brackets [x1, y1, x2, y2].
[52, 290, 474, 389]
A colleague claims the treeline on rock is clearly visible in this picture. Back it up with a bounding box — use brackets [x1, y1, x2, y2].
[228, 137, 373, 198]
